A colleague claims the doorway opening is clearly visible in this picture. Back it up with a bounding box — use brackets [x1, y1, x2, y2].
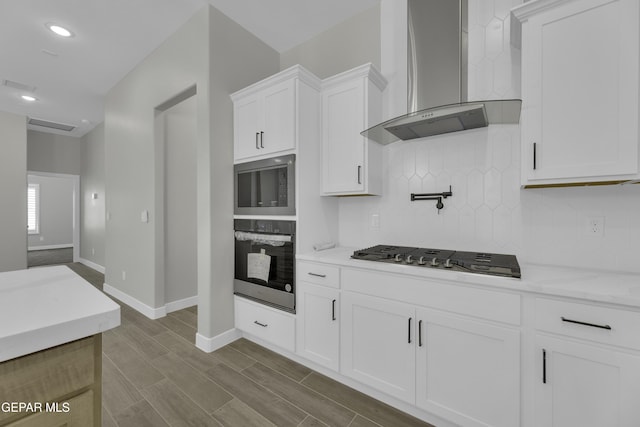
[27, 172, 80, 267]
[154, 86, 198, 312]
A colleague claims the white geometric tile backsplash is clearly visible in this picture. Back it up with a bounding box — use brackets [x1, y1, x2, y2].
[338, 0, 640, 274]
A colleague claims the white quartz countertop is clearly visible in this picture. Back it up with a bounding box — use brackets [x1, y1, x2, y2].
[0, 265, 121, 362]
[298, 247, 640, 309]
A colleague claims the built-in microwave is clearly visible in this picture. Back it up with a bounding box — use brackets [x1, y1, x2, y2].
[234, 154, 295, 216]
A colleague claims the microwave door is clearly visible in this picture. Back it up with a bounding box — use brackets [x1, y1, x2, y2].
[234, 154, 295, 215]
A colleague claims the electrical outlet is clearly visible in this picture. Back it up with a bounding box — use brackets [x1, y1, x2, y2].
[370, 213, 380, 228]
[122, 271, 126, 281]
[585, 216, 605, 237]
[91, 248, 95, 256]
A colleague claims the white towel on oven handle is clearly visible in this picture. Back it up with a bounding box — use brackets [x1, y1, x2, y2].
[234, 231, 291, 247]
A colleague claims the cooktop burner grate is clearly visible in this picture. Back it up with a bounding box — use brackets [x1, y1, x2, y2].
[351, 245, 521, 278]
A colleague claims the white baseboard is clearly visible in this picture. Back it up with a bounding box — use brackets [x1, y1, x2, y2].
[28, 244, 73, 251]
[165, 295, 198, 313]
[78, 258, 105, 274]
[103, 283, 167, 319]
[196, 329, 241, 353]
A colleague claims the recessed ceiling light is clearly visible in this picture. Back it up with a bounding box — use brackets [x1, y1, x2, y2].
[21, 95, 37, 102]
[46, 23, 74, 38]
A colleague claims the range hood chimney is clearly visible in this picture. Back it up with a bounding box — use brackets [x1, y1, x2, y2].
[362, 0, 521, 144]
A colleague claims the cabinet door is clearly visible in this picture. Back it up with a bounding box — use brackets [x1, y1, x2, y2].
[261, 79, 296, 156]
[520, 0, 639, 185]
[322, 79, 366, 194]
[535, 335, 640, 427]
[341, 292, 415, 403]
[296, 282, 340, 370]
[415, 309, 520, 427]
[234, 93, 262, 161]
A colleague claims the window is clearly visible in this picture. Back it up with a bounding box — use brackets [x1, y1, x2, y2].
[27, 183, 39, 234]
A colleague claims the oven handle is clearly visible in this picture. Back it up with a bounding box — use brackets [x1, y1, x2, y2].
[234, 231, 292, 245]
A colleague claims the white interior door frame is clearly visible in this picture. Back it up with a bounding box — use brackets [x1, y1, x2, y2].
[27, 170, 80, 262]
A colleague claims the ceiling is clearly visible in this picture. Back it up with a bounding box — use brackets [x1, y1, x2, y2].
[0, 0, 379, 138]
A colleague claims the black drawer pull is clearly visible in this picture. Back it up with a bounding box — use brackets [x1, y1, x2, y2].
[542, 349, 547, 384]
[561, 317, 611, 330]
[307, 272, 327, 278]
[332, 299, 336, 321]
[254, 321, 268, 327]
[418, 320, 423, 347]
[408, 318, 412, 344]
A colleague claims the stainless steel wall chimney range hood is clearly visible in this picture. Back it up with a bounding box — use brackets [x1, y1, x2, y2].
[362, 0, 521, 145]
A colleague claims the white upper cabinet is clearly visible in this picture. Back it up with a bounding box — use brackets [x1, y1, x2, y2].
[321, 63, 387, 196]
[232, 66, 320, 162]
[513, 0, 640, 187]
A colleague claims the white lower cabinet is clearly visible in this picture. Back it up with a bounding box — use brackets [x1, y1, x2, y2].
[534, 334, 640, 427]
[234, 296, 295, 352]
[340, 292, 416, 403]
[415, 309, 520, 427]
[296, 281, 340, 370]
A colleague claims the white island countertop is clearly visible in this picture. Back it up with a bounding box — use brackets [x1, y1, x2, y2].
[298, 247, 640, 309]
[0, 265, 120, 362]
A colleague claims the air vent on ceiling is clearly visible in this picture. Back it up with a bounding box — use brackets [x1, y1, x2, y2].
[2, 79, 37, 92]
[28, 117, 76, 132]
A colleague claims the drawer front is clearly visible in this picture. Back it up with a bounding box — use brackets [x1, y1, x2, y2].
[235, 296, 295, 352]
[297, 261, 340, 288]
[0, 336, 97, 425]
[7, 390, 94, 427]
[535, 298, 640, 350]
[342, 268, 521, 325]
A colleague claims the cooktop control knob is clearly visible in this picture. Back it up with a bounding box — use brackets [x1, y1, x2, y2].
[406, 255, 413, 264]
[394, 254, 403, 262]
[418, 256, 426, 265]
[430, 257, 439, 267]
[444, 258, 453, 268]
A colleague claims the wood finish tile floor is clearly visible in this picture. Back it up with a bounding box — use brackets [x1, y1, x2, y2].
[65, 263, 434, 427]
[27, 247, 73, 267]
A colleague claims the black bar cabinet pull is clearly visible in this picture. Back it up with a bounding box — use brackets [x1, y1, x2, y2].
[561, 317, 612, 330]
[260, 131, 264, 148]
[307, 272, 326, 278]
[408, 318, 412, 344]
[256, 132, 260, 149]
[357, 165, 362, 184]
[332, 299, 336, 321]
[542, 349, 547, 384]
[418, 320, 423, 347]
[533, 142, 537, 170]
[254, 321, 268, 328]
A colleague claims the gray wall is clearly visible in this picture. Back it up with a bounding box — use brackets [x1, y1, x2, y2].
[27, 130, 82, 175]
[280, 4, 381, 78]
[104, 5, 279, 339]
[80, 123, 105, 267]
[105, 7, 209, 310]
[0, 111, 27, 272]
[27, 174, 74, 249]
[203, 5, 280, 338]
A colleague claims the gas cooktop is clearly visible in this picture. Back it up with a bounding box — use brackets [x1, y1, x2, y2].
[351, 245, 521, 279]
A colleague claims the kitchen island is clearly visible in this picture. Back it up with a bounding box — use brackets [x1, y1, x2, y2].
[0, 265, 120, 426]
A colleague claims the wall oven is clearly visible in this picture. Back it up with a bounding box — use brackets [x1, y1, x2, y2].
[234, 219, 295, 312]
[234, 154, 295, 216]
